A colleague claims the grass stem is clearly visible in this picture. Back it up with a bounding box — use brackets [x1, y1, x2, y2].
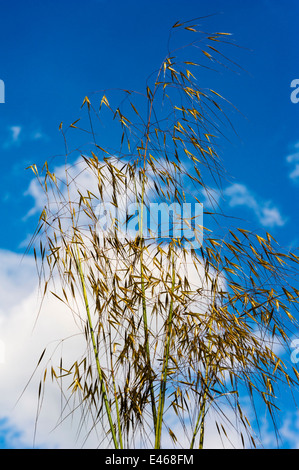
[155, 248, 176, 449]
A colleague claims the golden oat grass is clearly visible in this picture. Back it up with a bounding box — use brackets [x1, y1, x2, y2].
[27, 18, 299, 449]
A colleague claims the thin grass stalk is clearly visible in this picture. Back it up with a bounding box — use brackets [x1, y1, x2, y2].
[111, 365, 123, 449]
[198, 277, 222, 449]
[198, 325, 217, 450]
[138, 84, 160, 433]
[190, 401, 203, 449]
[190, 340, 212, 449]
[110, 330, 123, 449]
[190, 278, 218, 449]
[155, 247, 176, 449]
[74, 244, 119, 448]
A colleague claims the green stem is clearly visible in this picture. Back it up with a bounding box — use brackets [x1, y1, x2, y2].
[190, 341, 211, 449]
[75, 245, 119, 449]
[190, 369, 211, 449]
[190, 280, 218, 449]
[109, 323, 123, 449]
[155, 248, 176, 449]
[190, 400, 204, 449]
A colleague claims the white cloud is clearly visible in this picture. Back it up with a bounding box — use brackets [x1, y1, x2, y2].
[200, 187, 221, 209]
[25, 156, 133, 218]
[2, 126, 22, 148]
[0, 250, 91, 448]
[23, 155, 157, 247]
[10, 251, 114, 442]
[200, 183, 286, 228]
[286, 152, 299, 164]
[258, 411, 299, 449]
[289, 164, 299, 181]
[223, 183, 286, 228]
[10, 126, 22, 143]
[278, 412, 299, 449]
[160, 404, 251, 449]
[258, 206, 285, 227]
[224, 183, 256, 209]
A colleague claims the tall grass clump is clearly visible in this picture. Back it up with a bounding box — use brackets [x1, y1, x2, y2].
[28, 17, 299, 449]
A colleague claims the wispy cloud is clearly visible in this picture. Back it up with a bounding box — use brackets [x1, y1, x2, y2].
[0, 249, 90, 448]
[2, 125, 48, 149]
[200, 187, 221, 209]
[286, 142, 299, 181]
[224, 183, 286, 228]
[2, 125, 22, 148]
[10, 126, 22, 143]
[201, 183, 286, 228]
[289, 166, 299, 180]
[30, 130, 48, 142]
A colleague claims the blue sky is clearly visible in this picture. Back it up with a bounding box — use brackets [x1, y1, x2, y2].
[0, 0, 298, 449]
[0, 0, 298, 251]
